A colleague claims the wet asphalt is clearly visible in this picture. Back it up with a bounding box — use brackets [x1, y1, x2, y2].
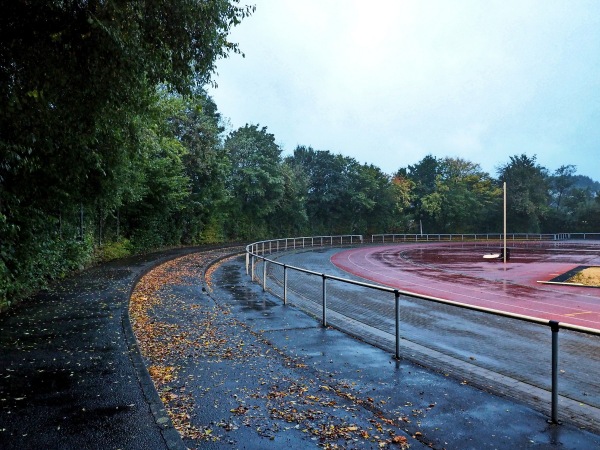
[2, 246, 600, 449]
[0, 247, 211, 450]
[206, 257, 600, 449]
[266, 248, 600, 423]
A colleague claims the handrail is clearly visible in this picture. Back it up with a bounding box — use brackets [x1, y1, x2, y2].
[245, 234, 600, 424]
[370, 232, 600, 243]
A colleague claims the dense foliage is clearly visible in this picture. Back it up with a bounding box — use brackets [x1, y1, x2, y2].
[0, 0, 253, 308]
[1, 2, 598, 309]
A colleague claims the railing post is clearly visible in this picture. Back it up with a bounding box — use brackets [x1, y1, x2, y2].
[263, 258, 267, 291]
[246, 252, 249, 275]
[283, 264, 288, 305]
[322, 274, 327, 327]
[395, 290, 400, 360]
[251, 255, 255, 280]
[549, 320, 560, 424]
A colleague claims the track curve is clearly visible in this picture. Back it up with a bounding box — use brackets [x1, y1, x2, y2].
[331, 241, 600, 329]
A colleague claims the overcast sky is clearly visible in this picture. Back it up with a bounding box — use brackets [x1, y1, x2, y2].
[209, 0, 600, 180]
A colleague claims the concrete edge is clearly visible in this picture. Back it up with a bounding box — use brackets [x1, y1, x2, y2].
[121, 311, 186, 450]
[120, 246, 232, 449]
[122, 257, 189, 450]
[120, 245, 246, 450]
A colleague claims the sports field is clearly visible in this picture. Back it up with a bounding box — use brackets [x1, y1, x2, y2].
[331, 241, 600, 330]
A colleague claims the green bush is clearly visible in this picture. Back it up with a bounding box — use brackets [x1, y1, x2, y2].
[96, 239, 134, 262]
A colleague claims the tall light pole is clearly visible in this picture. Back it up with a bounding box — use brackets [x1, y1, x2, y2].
[503, 182, 507, 264]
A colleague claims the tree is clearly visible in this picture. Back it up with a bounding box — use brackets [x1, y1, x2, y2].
[123, 120, 191, 251]
[497, 154, 549, 233]
[396, 155, 440, 233]
[288, 147, 364, 234]
[347, 163, 399, 234]
[268, 162, 309, 237]
[224, 125, 285, 239]
[0, 1, 252, 307]
[1, 0, 252, 208]
[167, 90, 230, 243]
[389, 175, 415, 232]
[287, 146, 412, 234]
[549, 165, 577, 211]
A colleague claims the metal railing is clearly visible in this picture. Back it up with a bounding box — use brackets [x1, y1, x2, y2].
[371, 232, 600, 243]
[245, 234, 600, 425]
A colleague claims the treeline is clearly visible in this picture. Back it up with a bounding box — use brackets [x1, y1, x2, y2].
[1, 2, 599, 309]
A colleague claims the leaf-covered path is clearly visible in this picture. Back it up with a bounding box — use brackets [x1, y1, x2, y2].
[131, 251, 413, 449]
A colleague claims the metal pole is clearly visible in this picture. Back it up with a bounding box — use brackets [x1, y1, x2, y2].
[322, 274, 327, 327]
[283, 265, 288, 305]
[549, 320, 560, 424]
[251, 255, 255, 280]
[262, 259, 267, 291]
[246, 252, 249, 275]
[504, 182, 507, 264]
[395, 290, 401, 360]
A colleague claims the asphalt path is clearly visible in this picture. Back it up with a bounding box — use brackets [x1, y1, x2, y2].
[0, 247, 224, 450]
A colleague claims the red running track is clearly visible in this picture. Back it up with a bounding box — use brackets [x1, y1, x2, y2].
[331, 241, 600, 330]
